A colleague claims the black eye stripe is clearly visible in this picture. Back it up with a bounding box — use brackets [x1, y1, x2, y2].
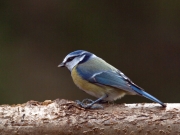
[66, 56, 75, 62]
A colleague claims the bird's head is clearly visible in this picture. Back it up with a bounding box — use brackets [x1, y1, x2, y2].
[58, 50, 95, 71]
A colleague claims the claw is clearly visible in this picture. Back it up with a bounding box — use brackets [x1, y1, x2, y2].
[75, 99, 103, 109]
[75, 100, 82, 106]
[75, 100, 92, 108]
[82, 98, 94, 104]
[75, 95, 107, 109]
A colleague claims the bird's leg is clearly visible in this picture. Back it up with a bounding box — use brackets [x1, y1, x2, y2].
[76, 94, 108, 109]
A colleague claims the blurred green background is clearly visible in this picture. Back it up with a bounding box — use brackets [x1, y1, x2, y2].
[0, 1, 179, 104]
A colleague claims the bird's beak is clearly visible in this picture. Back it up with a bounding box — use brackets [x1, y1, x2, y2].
[58, 63, 64, 67]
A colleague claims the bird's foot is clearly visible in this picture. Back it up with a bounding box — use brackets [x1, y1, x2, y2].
[75, 99, 103, 109]
[75, 99, 93, 108]
[82, 98, 94, 104]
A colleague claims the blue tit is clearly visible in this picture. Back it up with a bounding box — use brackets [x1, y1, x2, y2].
[58, 50, 166, 108]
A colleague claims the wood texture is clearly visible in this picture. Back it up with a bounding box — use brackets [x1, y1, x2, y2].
[0, 99, 179, 135]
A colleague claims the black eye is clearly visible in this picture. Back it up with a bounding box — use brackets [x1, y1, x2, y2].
[67, 57, 75, 62]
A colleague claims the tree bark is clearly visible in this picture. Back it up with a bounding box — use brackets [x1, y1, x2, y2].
[0, 99, 179, 135]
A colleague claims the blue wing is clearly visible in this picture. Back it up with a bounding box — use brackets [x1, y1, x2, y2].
[89, 70, 166, 107]
[89, 71, 133, 93]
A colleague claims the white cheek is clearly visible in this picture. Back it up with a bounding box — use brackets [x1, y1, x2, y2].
[66, 55, 86, 71]
[66, 62, 76, 71]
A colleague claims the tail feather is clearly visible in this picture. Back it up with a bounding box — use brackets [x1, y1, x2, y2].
[131, 85, 166, 107]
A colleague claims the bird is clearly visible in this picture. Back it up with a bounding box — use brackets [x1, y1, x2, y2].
[58, 50, 166, 108]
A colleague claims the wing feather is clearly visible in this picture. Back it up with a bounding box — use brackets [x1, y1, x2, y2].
[89, 70, 135, 93]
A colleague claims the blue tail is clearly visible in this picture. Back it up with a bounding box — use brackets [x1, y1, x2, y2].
[131, 85, 166, 107]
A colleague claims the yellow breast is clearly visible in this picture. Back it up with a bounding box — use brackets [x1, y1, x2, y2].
[71, 66, 105, 98]
[71, 65, 126, 101]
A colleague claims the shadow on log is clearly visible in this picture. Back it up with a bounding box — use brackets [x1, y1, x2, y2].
[0, 99, 179, 135]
